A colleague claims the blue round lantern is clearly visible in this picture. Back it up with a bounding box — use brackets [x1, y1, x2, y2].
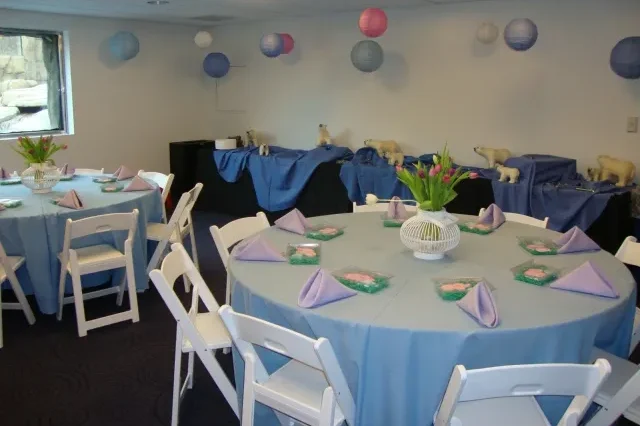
[109, 31, 140, 61]
[260, 34, 284, 58]
[610, 37, 640, 79]
[504, 19, 538, 52]
[203, 53, 231, 78]
[351, 40, 384, 73]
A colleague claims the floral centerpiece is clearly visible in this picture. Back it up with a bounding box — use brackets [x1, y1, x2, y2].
[13, 135, 68, 194]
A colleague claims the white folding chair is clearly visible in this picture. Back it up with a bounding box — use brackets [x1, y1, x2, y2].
[218, 305, 355, 426]
[146, 183, 203, 293]
[479, 207, 549, 229]
[138, 170, 175, 223]
[209, 212, 270, 306]
[0, 241, 35, 348]
[615, 236, 640, 354]
[352, 201, 418, 214]
[74, 168, 105, 176]
[57, 210, 140, 337]
[149, 243, 239, 426]
[434, 359, 611, 426]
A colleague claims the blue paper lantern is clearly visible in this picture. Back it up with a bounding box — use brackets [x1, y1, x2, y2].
[610, 37, 640, 79]
[260, 34, 284, 58]
[109, 31, 140, 61]
[203, 53, 231, 78]
[351, 40, 384, 73]
[504, 19, 538, 52]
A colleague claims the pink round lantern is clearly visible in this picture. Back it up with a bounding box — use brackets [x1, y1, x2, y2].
[280, 33, 295, 54]
[358, 8, 388, 38]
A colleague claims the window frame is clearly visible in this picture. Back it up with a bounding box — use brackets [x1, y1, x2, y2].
[0, 27, 73, 140]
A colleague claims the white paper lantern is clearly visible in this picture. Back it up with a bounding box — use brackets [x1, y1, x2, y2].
[400, 209, 461, 260]
[194, 31, 213, 48]
[476, 22, 499, 44]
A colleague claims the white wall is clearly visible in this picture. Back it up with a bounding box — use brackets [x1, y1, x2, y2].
[208, 0, 640, 172]
[0, 9, 214, 173]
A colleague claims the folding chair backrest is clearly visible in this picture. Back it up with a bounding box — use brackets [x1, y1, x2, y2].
[138, 170, 174, 198]
[616, 236, 640, 267]
[435, 360, 611, 426]
[175, 183, 203, 235]
[210, 212, 270, 267]
[353, 202, 417, 213]
[74, 168, 105, 176]
[478, 208, 549, 229]
[62, 210, 139, 255]
[0, 240, 11, 279]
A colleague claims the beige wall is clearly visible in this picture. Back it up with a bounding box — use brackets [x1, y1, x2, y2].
[208, 0, 640, 173]
[0, 9, 214, 173]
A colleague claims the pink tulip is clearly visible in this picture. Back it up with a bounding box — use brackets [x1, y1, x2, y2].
[395, 165, 403, 172]
[443, 175, 451, 184]
[469, 172, 479, 179]
[417, 169, 426, 178]
[434, 164, 442, 174]
[448, 168, 456, 176]
[428, 167, 437, 177]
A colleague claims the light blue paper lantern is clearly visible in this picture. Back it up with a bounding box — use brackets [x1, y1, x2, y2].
[203, 52, 231, 78]
[610, 37, 640, 80]
[351, 40, 384, 73]
[504, 19, 538, 52]
[260, 34, 284, 58]
[109, 31, 140, 61]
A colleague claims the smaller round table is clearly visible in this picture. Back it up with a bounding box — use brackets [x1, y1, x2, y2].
[229, 212, 636, 426]
[0, 176, 163, 314]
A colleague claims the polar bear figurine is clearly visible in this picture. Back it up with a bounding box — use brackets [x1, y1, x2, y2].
[317, 124, 332, 147]
[364, 139, 403, 160]
[384, 151, 405, 166]
[597, 155, 636, 187]
[245, 129, 257, 148]
[474, 146, 512, 168]
[496, 164, 520, 184]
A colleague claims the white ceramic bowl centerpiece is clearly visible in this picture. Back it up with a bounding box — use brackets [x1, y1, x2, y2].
[13, 135, 67, 194]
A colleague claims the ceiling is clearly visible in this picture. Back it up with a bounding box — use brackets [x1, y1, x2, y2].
[0, 0, 475, 26]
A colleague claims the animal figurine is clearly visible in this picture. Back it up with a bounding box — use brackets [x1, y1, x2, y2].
[245, 129, 258, 148]
[384, 151, 405, 166]
[317, 124, 332, 147]
[496, 164, 520, 184]
[259, 143, 270, 156]
[597, 155, 636, 187]
[364, 139, 403, 161]
[586, 167, 602, 182]
[474, 146, 512, 168]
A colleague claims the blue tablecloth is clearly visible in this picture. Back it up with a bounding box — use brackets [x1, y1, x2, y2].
[229, 213, 636, 426]
[214, 145, 354, 211]
[0, 176, 163, 314]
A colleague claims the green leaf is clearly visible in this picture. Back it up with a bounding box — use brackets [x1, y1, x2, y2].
[419, 200, 433, 210]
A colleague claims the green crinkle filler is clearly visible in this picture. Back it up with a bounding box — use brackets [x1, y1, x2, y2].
[436, 279, 480, 301]
[514, 270, 558, 286]
[337, 276, 389, 294]
[519, 242, 558, 256]
[458, 222, 494, 235]
[383, 219, 404, 228]
[288, 254, 320, 266]
[305, 229, 344, 241]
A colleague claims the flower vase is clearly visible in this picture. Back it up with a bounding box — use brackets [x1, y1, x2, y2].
[21, 162, 61, 194]
[400, 208, 461, 260]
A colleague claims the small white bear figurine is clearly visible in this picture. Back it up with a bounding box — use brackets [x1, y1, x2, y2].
[384, 151, 405, 166]
[259, 143, 270, 156]
[364, 139, 403, 160]
[474, 146, 512, 168]
[496, 164, 520, 184]
[245, 129, 258, 148]
[586, 167, 602, 182]
[317, 124, 332, 147]
[597, 155, 636, 187]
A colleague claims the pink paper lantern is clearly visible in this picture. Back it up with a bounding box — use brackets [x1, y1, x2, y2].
[280, 33, 295, 54]
[359, 8, 388, 38]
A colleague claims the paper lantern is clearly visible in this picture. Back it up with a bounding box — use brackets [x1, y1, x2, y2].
[280, 33, 295, 54]
[476, 22, 499, 44]
[194, 31, 213, 48]
[504, 18, 538, 51]
[610, 37, 640, 79]
[359, 8, 388, 38]
[260, 34, 284, 58]
[351, 40, 384, 73]
[203, 52, 230, 78]
[109, 31, 140, 61]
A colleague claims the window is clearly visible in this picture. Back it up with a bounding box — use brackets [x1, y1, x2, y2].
[0, 28, 72, 138]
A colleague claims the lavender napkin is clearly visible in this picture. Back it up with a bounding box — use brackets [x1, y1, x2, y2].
[57, 190, 83, 209]
[298, 268, 357, 308]
[550, 261, 619, 298]
[554, 226, 600, 254]
[59, 164, 75, 175]
[113, 166, 136, 181]
[275, 208, 311, 235]
[456, 282, 499, 328]
[387, 196, 408, 220]
[478, 204, 506, 229]
[232, 235, 286, 262]
[0, 168, 7, 179]
[123, 176, 154, 192]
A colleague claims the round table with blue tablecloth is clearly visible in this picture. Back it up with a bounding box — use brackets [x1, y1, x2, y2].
[229, 212, 636, 426]
[0, 176, 163, 314]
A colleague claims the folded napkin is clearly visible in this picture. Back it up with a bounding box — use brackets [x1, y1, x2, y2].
[113, 166, 136, 180]
[123, 176, 154, 192]
[298, 268, 357, 308]
[275, 208, 311, 235]
[477, 204, 506, 229]
[59, 164, 75, 175]
[232, 235, 286, 262]
[387, 196, 408, 220]
[0, 167, 7, 179]
[550, 261, 619, 298]
[57, 190, 83, 209]
[554, 226, 600, 254]
[456, 282, 499, 328]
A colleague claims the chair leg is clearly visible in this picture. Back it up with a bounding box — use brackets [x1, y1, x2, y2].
[70, 267, 87, 337]
[125, 257, 140, 323]
[241, 360, 256, 425]
[0, 286, 4, 349]
[187, 352, 195, 389]
[6, 272, 35, 325]
[171, 332, 182, 426]
[223, 274, 232, 355]
[57, 267, 67, 321]
[116, 270, 126, 307]
[319, 388, 337, 426]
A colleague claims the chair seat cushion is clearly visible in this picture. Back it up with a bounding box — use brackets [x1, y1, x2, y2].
[182, 312, 231, 352]
[58, 245, 124, 270]
[451, 396, 551, 426]
[0, 256, 25, 282]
